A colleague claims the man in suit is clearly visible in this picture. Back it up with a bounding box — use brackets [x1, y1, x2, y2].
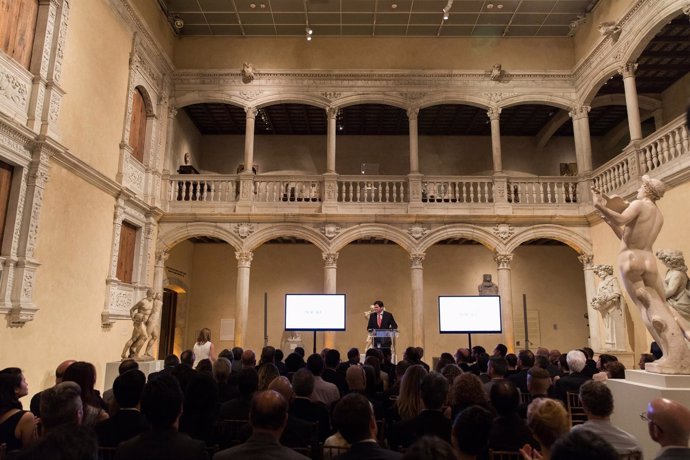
[332, 392, 402, 460]
[366, 300, 398, 349]
[507, 349, 535, 393]
[645, 398, 690, 460]
[95, 369, 150, 447]
[29, 359, 76, 417]
[553, 350, 590, 403]
[114, 374, 208, 460]
[213, 390, 309, 460]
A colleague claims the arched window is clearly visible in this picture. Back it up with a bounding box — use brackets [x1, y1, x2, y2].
[0, 0, 39, 69]
[128, 88, 148, 163]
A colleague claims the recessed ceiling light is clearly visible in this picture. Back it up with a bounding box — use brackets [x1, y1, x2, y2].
[497, 4, 504, 9]
[487, 4, 494, 9]
[260, 3, 266, 8]
[391, 3, 398, 9]
[250, 3, 256, 8]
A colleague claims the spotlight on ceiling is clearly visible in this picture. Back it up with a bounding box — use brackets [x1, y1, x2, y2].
[442, 0, 453, 21]
[172, 15, 184, 32]
[306, 27, 313, 40]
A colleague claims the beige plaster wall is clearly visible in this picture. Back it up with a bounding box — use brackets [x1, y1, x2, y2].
[130, 0, 176, 60]
[170, 110, 203, 172]
[199, 133, 575, 176]
[58, 0, 131, 180]
[174, 37, 574, 71]
[176, 240, 588, 362]
[0, 164, 128, 399]
[164, 239, 195, 355]
[661, 72, 690, 124]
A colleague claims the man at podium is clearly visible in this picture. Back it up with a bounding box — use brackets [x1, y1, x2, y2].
[366, 300, 398, 349]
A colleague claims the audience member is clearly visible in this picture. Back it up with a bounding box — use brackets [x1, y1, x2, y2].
[0, 367, 36, 452]
[488, 380, 538, 452]
[294, 347, 305, 359]
[493, 344, 508, 358]
[364, 356, 388, 392]
[241, 349, 257, 369]
[29, 359, 75, 417]
[645, 398, 690, 459]
[220, 368, 258, 420]
[148, 354, 179, 382]
[285, 352, 306, 375]
[196, 359, 213, 375]
[257, 363, 280, 391]
[61, 361, 108, 427]
[394, 365, 427, 422]
[549, 430, 618, 460]
[258, 346, 276, 368]
[452, 405, 492, 460]
[114, 374, 208, 460]
[592, 354, 618, 381]
[391, 371, 451, 448]
[172, 350, 197, 392]
[231, 347, 244, 373]
[520, 397, 569, 460]
[38, 381, 83, 432]
[274, 349, 287, 375]
[213, 390, 309, 460]
[95, 369, 149, 447]
[508, 350, 535, 393]
[213, 357, 238, 403]
[605, 361, 626, 380]
[267, 377, 317, 449]
[331, 392, 402, 460]
[518, 366, 552, 419]
[549, 350, 561, 367]
[306, 353, 339, 407]
[571, 381, 640, 454]
[455, 348, 472, 373]
[553, 350, 589, 402]
[449, 373, 490, 420]
[505, 353, 519, 376]
[290, 368, 331, 441]
[580, 347, 597, 378]
[436, 353, 456, 372]
[474, 353, 491, 383]
[484, 356, 508, 396]
[179, 372, 220, 446]
[638, 353, 655, 370]
[381, 347, 397, 386]
[402, 435, 458, 460]
[415, 347, 431, 372]
[102, 359, 139, 415]
[322, 349, 347, 395]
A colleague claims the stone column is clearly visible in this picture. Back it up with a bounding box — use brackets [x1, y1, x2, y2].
[579, 254, 601, 351]
[619, 63, 643, 142]
[410, 253, 425, 347]
[326, 108, 338, 173]
[165, 106, 178, 172]
[488, 107, 503, 173]
[243, 107, 258, 172]
[495, 253, 515, 352]
[153, 250, 169, 294]
[569, 106, 592, 173]
[234, 250, 253, 347]
[323, 252, 339, 349]
[408, 108, 419, 174]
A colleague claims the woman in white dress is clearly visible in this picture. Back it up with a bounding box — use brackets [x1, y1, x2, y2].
[192, 327, 216, 367]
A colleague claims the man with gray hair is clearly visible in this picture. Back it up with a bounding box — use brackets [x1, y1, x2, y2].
[571, 381, 641, 455]
[553, 350, 590, 403]
[40, 381, 84, 431]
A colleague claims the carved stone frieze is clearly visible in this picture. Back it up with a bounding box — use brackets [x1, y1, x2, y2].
[0, 72, 28, 107]
[52, 0, 71, 83]
[239, 90, 263, 101]
[321, 224, 341, 239]
[322, 91, 341, 100]
[481, 92, 517, 104]
[493, 224, 514, 241]
[408, 225, 428, 240]
[234, 223, 255, 239]
[123, 153, 145, 195]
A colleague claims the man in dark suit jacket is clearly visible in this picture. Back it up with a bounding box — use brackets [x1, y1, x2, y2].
[366, 300, 398, 349]
[214, 390, 309, 460]
[114, 374, 208, 460]
[95, 369, 149, 447]
[553, 350, 590, 403]
[289, 368, 332, 442]
[487, 380, 539, 452]
[507, 349, 535, 393]
[333, 392, 402, 460]
[389, 372, 452, 449]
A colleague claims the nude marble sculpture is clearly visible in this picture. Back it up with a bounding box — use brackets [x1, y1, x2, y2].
[122, 289, 155, 360]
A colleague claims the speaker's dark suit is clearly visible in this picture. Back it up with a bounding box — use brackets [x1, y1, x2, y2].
[366, 311, 398, 348]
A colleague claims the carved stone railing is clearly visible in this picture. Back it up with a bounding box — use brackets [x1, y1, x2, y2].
[168, 174, 238, 202]
[337, 176, 408, 203]
[506, 177, 579, 205]
[254, 175, 322, 202]
[422, 177, 494, 203]
[592, 114, 689, 196]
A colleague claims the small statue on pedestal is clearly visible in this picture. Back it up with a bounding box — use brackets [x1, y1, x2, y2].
[591, 265, 627, 351]
[478, 274, 499, 296]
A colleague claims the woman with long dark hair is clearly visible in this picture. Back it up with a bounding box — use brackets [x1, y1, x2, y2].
[61, 361, 108, 427]
[0, 367, 36, 451]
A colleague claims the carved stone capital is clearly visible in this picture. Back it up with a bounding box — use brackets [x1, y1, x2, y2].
[569, 105, 591, 120]
[155, 249, 169, 266]
[410, 253, 425, 268]
[326, 107, 339, 119]
[235, 251, 253, 267]
[618, 62, 638, 79]
[683, 5, 690, 17]
[495, 253, 513, 269]
[487, 107, 501, 120]
[407, 107, 419, 121]
[322, 252, 339, 268]
[168, 105, 178, 119]
[578, 253, 594, 269]
[245, 106, 258, 119]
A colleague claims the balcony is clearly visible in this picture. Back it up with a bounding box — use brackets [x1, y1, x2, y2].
[162, 114, 689, 219]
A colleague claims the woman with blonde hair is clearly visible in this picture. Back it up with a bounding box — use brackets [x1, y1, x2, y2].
[395, 364, 428, 421]
[520, 398, 569, 460]
[193, 327, 216, 366]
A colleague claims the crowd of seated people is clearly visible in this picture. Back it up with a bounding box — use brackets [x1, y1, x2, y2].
[1, 342, 689, 460]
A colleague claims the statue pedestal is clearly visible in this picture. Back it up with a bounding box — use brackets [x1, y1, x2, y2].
[608, 370, 690, 459]
[103, 360, 164, 391]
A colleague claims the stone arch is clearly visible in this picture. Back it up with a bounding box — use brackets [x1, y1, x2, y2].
[418, 96, 489, 111]
[417, 224, 505, 254]
[499, 94, 576, 111]
[243, 224, 330, 253]
[134, 84, 156, 116]
[581, 1, 688, 104]
[251, 94, 329, 110]
[330, 224, 416, 253]
[157, 222, 242, 252]
[504, 225, 592, 255]
[334, 94, 408, 110]
[174, 92, 247, 110]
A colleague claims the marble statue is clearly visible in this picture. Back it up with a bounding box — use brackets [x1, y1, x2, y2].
[593, 176, 690, 373]
[490, 64, 502, 81]
[364, 304, 376, 350]
[280, 331, 303, 355]
[657, 249, 690, 340]
[591, 264, 627, 351]
[143, 292, 163, 359]
[478, 274, 499, 296]
[241, 62, 255, 84]
[122, 289, 154, 360]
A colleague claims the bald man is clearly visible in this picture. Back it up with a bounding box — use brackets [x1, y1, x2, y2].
[30, 359, 76, 417]
[267, 377, 317, 450]
[214, 390, 309, 460]
[646, 398, 690, 459]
